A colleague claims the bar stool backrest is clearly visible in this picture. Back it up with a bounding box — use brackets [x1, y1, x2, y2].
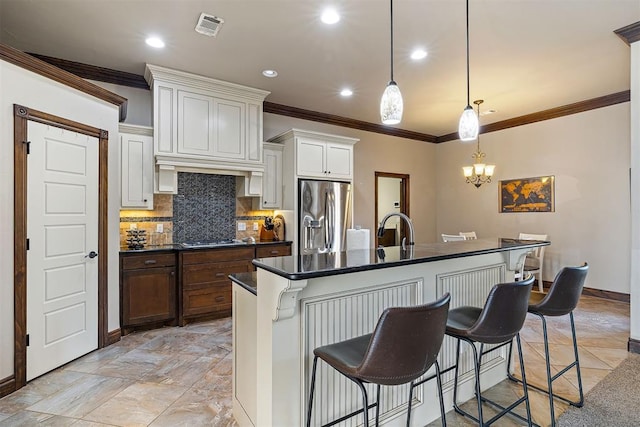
[354, 293, 451, 386]
[466, 276, 534, 344]
[529, 263, 589, 317]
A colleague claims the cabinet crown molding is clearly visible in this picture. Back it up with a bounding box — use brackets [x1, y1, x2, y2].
[145, 63, 270, 102]
[118, 124, 153, 136]
[268, 128, 359, 146]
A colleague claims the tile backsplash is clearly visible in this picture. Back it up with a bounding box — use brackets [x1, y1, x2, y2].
[119, 172, 275, 247]
[173, 173, 236, 243]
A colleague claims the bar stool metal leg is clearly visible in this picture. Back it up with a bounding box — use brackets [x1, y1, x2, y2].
[507, 312, 584, 427]
[306, 356, 319, 427]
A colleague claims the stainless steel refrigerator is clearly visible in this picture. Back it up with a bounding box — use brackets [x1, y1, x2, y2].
[298, 179, 352, 255]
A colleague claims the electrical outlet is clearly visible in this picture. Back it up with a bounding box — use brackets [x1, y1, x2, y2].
[238, 222, 247, 231]
[253, 222, 259, 231]
[156, 223, 164, 233]
[129, 223, 137, 230]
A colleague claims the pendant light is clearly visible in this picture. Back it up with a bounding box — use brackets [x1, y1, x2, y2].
[458, 0, 479, 141]
[380, 0, 403, 125]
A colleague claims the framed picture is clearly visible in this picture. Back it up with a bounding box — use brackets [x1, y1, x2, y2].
[499, 175, 555, 213]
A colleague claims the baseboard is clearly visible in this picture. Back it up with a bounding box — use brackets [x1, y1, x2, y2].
[581, 287, 630, 303]
[106, 328, 121, 346]
[0, 375, 16, 398]
[628, 338, 640, 354]
[541, 281, 630, 303]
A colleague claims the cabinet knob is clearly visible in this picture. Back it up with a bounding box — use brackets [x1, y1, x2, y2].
[143, 199, 148, 202]
[264, 201, 267, 204]
[327, 171, 331, 174]
[170, 271, 175, 276]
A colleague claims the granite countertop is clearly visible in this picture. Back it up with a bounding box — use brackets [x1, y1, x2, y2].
[230, 272, 257, 295]
[253, 237, 550, 280]
[120, 240, 291, 254]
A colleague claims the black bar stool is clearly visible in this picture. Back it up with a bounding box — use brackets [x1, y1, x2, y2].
[507, 263, 589, 426]
[445, 275, 535, 427]
[306, 293, 451, 427]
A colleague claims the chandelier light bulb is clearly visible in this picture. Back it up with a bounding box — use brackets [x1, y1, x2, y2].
[380, 81, 403, 125]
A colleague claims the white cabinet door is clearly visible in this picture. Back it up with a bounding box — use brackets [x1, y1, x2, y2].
[262, 143, 283, 208]
[177, 90, 214, 156]
[121, 131, 154, 209]
[296, 138, 353, 180]
[325, 143, 353, 179]
[213, 98, 245, 159]
[296, 138, 326, 177]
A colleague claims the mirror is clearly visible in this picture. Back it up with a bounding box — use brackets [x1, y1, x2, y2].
[375, 172, 410, 247]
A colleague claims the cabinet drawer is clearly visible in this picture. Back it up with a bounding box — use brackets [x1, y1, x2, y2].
[183, 260, 253, 286]
[122, 253, 176, 270]
[256, 244, 291, 258]
[183, 282, 231, 316]
[182, 247, 255, 264]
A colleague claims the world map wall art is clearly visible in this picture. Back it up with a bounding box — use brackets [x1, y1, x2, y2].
[499, 176, 555, 213]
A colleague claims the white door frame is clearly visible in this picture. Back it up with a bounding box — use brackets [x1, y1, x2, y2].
[12, 104, 109, 391]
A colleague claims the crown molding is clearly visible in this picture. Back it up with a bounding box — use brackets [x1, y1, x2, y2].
[0, 44, 127, 121]
[263, 102, 438, 143]
[28, 53, 149, 89]
[437, 91, 631, 143]
[615, 21, 640, 45]
[9, 51, 630, 142]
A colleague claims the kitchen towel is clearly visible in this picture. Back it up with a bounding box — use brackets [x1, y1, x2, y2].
[346, 228, 370, 250]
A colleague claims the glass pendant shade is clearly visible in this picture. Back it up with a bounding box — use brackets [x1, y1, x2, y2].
[380, 81, 403, 125]
[484, 164, 496, 176]
[459, 106, 479, 141]
[462, 166, 474, 177]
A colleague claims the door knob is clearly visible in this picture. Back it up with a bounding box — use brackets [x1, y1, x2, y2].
[85, 251, 98, 259]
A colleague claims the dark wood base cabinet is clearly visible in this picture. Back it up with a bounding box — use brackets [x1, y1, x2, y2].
[179, 247, 255, 325]
[120, 242, 292, 331]
[120, 252, 177, 334]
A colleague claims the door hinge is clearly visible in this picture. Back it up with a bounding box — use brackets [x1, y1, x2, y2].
[26, 238, 30, 250]
[22, 140, 31, 154]
[26, 334, 30, 347]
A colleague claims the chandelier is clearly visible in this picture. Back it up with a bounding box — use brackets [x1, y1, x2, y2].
[462, 100, 495, 188]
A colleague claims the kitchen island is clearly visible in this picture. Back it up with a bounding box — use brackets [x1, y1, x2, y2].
[231, 238, 549, 427]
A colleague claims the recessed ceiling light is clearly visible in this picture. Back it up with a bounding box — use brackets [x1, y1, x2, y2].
[340, 88, 353, 97]
[480, 109, 497, 116]
[145, 37, 165, 49]
[321, 8, 340, 24]
[262, 69, 278, 78]
[410, 49, 428, 60]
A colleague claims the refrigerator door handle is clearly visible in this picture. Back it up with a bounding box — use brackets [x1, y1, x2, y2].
[327, 189, 335, 250]
[324, 190, 330, 250]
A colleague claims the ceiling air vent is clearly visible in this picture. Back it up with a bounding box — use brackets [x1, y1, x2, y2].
[195, 13, 224, 37]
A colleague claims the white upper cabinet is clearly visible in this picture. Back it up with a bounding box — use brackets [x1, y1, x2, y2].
[261, 143, 283, 208]
[145, 64, 270, 193]
[291, 133, 357, 180]
[120, 125, 154, 210]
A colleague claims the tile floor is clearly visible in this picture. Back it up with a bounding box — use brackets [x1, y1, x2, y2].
[0, 295, 630, 427]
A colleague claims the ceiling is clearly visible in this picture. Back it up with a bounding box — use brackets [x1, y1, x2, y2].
[1, 0, 638, 138]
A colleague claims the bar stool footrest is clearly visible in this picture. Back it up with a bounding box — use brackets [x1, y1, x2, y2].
[507, 372, 584, 407]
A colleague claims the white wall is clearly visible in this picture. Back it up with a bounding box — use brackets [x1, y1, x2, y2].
[0, 61, 121, 379]
[436, 103, 631, 293]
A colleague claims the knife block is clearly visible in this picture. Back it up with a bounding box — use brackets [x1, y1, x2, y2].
[260, 226, 275, 241]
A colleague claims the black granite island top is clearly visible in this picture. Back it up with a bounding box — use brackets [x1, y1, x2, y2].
[253, 238, 549, 281]
[230, 272, 258, 295]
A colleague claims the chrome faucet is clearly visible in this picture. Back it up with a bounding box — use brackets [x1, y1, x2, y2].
[377, 212, 415, 250]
